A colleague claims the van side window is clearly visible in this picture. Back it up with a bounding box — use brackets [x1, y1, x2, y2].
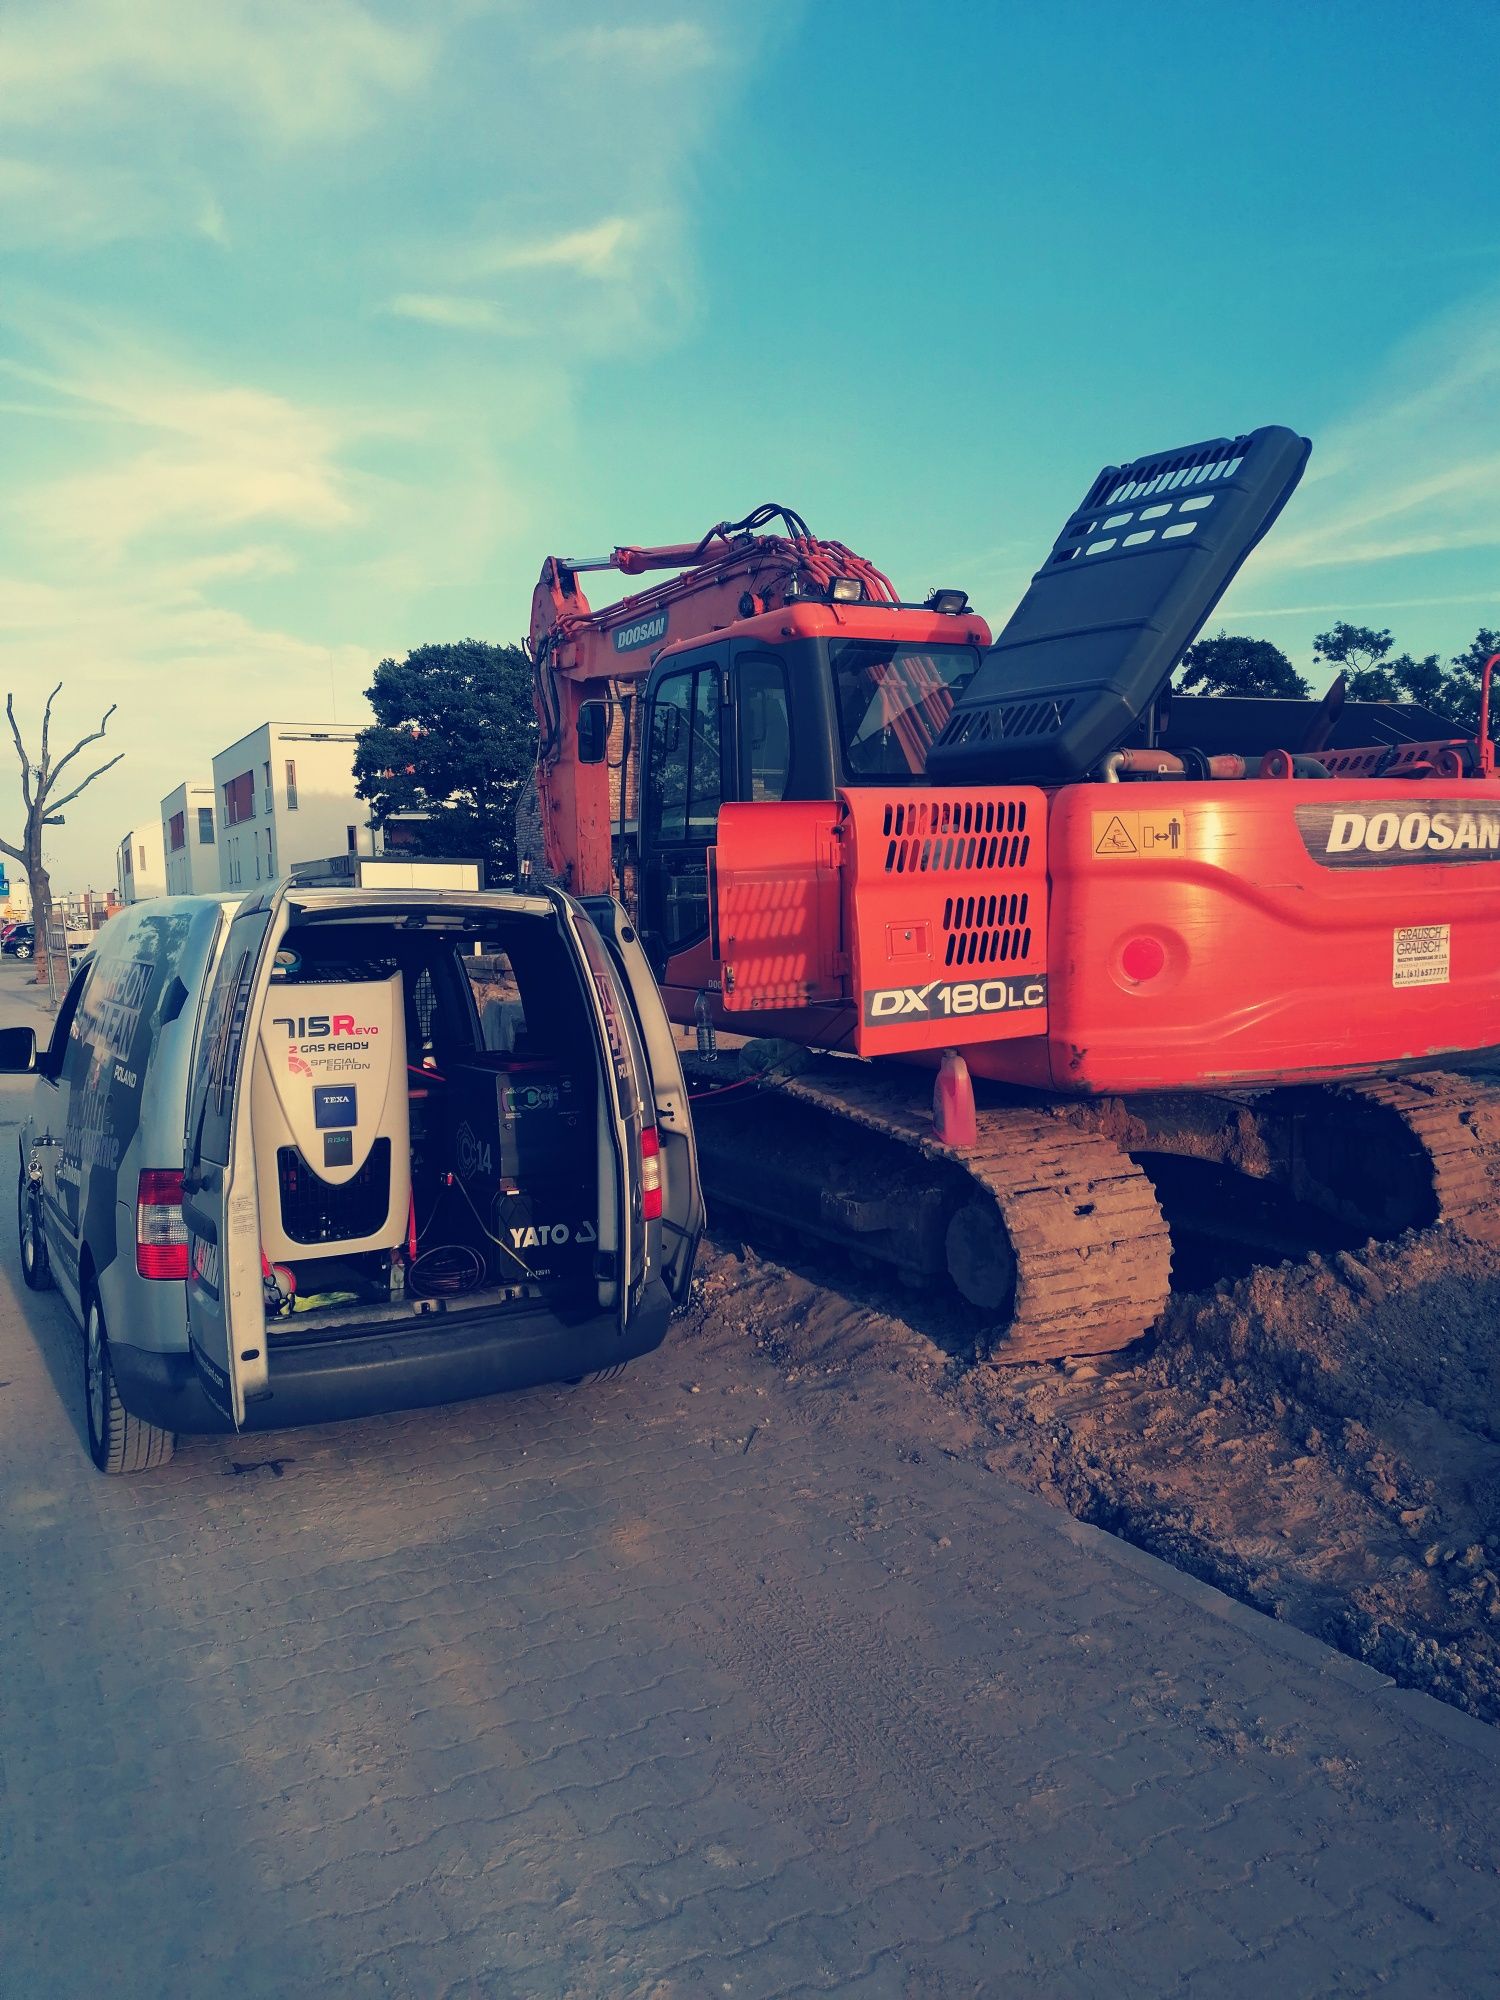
[463, 951, 526, 1054]
[39, 962, 94, 1083]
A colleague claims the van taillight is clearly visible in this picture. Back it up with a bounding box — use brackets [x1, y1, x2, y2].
[641, 1128, 663, 1221]
[136, 1169, 189, 1280]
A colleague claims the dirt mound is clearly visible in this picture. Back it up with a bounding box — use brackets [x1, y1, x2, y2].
[681, 1227, 1500, 1725]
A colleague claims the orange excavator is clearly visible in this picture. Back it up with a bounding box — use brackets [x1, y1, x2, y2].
[527, 434, 1500, 1359]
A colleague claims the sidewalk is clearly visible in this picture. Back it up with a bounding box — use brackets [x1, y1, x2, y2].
[1, 957, 1498, 1995]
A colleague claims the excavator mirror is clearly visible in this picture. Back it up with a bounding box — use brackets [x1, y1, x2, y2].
[577, 700, 609, 764]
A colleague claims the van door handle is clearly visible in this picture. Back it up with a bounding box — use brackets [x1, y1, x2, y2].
[182, 1169, 206, 1196]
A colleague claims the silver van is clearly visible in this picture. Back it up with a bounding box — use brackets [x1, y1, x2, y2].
[5, 881, 703, 1472]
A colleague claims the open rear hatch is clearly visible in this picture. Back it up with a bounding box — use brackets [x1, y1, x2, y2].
[181, 884, 693, 1429]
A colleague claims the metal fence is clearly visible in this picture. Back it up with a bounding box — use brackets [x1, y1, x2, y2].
[45, 917, 68, 1010]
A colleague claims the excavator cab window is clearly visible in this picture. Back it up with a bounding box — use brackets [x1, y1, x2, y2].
[736, 654, 792, 803]
[831, 640, 980, 782]
[642, 655, 725, 953]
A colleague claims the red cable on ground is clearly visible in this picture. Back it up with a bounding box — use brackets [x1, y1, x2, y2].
[688, 1077, 763, 1103]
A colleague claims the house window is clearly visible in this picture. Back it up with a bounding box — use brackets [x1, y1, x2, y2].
[263, 760, 273, 815]
[285, 760, 298, 811]
[123, 846, 133, 877]
[347, 824, 357, 852]
[265, 828, 274, 876]
[224, 771, 255, 825]
[168, 812, 186, 852]
[137, 845, 146, 870]
[198, 807, 215, 845]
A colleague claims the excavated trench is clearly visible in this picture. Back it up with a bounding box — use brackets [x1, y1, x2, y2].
[682, 1190, 1500, 1727]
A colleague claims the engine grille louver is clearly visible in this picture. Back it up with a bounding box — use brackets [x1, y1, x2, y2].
[941, 890, 1032, 968]
[881, 796, 1031, 874]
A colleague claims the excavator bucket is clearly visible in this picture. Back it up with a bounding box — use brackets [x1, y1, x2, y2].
[927, 424, 1311, 786]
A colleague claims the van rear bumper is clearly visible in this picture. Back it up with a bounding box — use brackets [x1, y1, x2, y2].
[109, 1285, 674, 1435]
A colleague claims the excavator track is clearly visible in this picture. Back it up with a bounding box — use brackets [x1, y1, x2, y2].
[1323, 1070, 1500, 1244]
[697, 1060, 1173, 1364]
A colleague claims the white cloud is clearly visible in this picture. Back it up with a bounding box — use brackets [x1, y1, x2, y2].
[454, 216, 643, 281]
[387, 293, 525, 335]
[0, 156, 227, 250]
[0, 0, 434, 147]
[545, 23, 717, 71]
[1249, 300, 1500, 578]
[12, 372, 358, 558]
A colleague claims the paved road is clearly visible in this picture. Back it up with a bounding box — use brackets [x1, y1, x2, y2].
[2, 964, 1499, 1997]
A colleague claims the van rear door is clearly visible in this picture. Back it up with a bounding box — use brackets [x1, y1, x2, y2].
[181, 895, 279, 1425]
[581, 896, 704, 1303]
[553, 893, 668, 1325]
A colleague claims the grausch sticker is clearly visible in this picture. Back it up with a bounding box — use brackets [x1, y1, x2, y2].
[1392, 924, 1450, 987]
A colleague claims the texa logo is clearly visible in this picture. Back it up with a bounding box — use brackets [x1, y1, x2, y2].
[613, 610, 668, 653]
[862, 975, 1047, 1026]
[1295, 800, 1500, 868]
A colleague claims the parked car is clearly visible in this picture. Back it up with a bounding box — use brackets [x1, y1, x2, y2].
[3, 883, 703, 1472]
[1, 923, 89, 966]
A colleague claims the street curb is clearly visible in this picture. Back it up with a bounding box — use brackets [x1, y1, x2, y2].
[1026, 1476, 1500, 1764]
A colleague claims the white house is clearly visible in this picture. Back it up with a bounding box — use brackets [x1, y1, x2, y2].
[211, 722, 376, 891]
[115, 819, 167, 904]
[161, 781, 220, 895]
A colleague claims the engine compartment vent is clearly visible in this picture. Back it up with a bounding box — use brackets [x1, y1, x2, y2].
[926, 424, 1312, 786]
[942, 891, 1032, 968]
[881, 795, 1031, 873]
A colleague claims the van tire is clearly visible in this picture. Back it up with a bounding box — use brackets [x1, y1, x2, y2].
[18, 1172, 52, 1291]
[84, 1291, 175, 1475]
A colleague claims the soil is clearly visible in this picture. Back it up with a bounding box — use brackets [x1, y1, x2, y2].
[678, 1222, 1500, 1727]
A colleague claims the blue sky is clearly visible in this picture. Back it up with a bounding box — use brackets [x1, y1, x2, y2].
[3, 0, 1497, 887]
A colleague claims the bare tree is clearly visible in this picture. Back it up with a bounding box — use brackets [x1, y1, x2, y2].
[2, 684, 123, 983]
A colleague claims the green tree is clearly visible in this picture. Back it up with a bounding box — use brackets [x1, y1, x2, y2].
[1314, 622, 1499, 729]
[1443, 628, 1500, 732]
[354, 641, 536, 877]
[1313, 622, 1400, 701]
[1178, 631, 1310, 699]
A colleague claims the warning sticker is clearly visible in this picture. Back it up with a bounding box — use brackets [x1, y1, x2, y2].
[1091, 810, 1187, 859]
[1393, 924, 1450, 988]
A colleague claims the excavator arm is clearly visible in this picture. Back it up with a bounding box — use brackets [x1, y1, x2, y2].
[527, 506, 900, 894]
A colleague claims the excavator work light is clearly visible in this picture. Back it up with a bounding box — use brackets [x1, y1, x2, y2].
[926, 588, 970, 615]
[828, 577, 863, 603]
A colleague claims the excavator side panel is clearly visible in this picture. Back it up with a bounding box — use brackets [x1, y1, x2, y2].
[839, 787, 1050, 1058]
[712, 801, 846, 1012]
[1040, 778, 1500, 1092]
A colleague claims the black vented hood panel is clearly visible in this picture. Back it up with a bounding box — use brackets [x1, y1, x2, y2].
[927, 425, 1311, 785]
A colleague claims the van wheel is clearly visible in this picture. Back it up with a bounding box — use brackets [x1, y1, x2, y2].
[18, 1173, 51, 1291]
[84, 1292, 175, 1474]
